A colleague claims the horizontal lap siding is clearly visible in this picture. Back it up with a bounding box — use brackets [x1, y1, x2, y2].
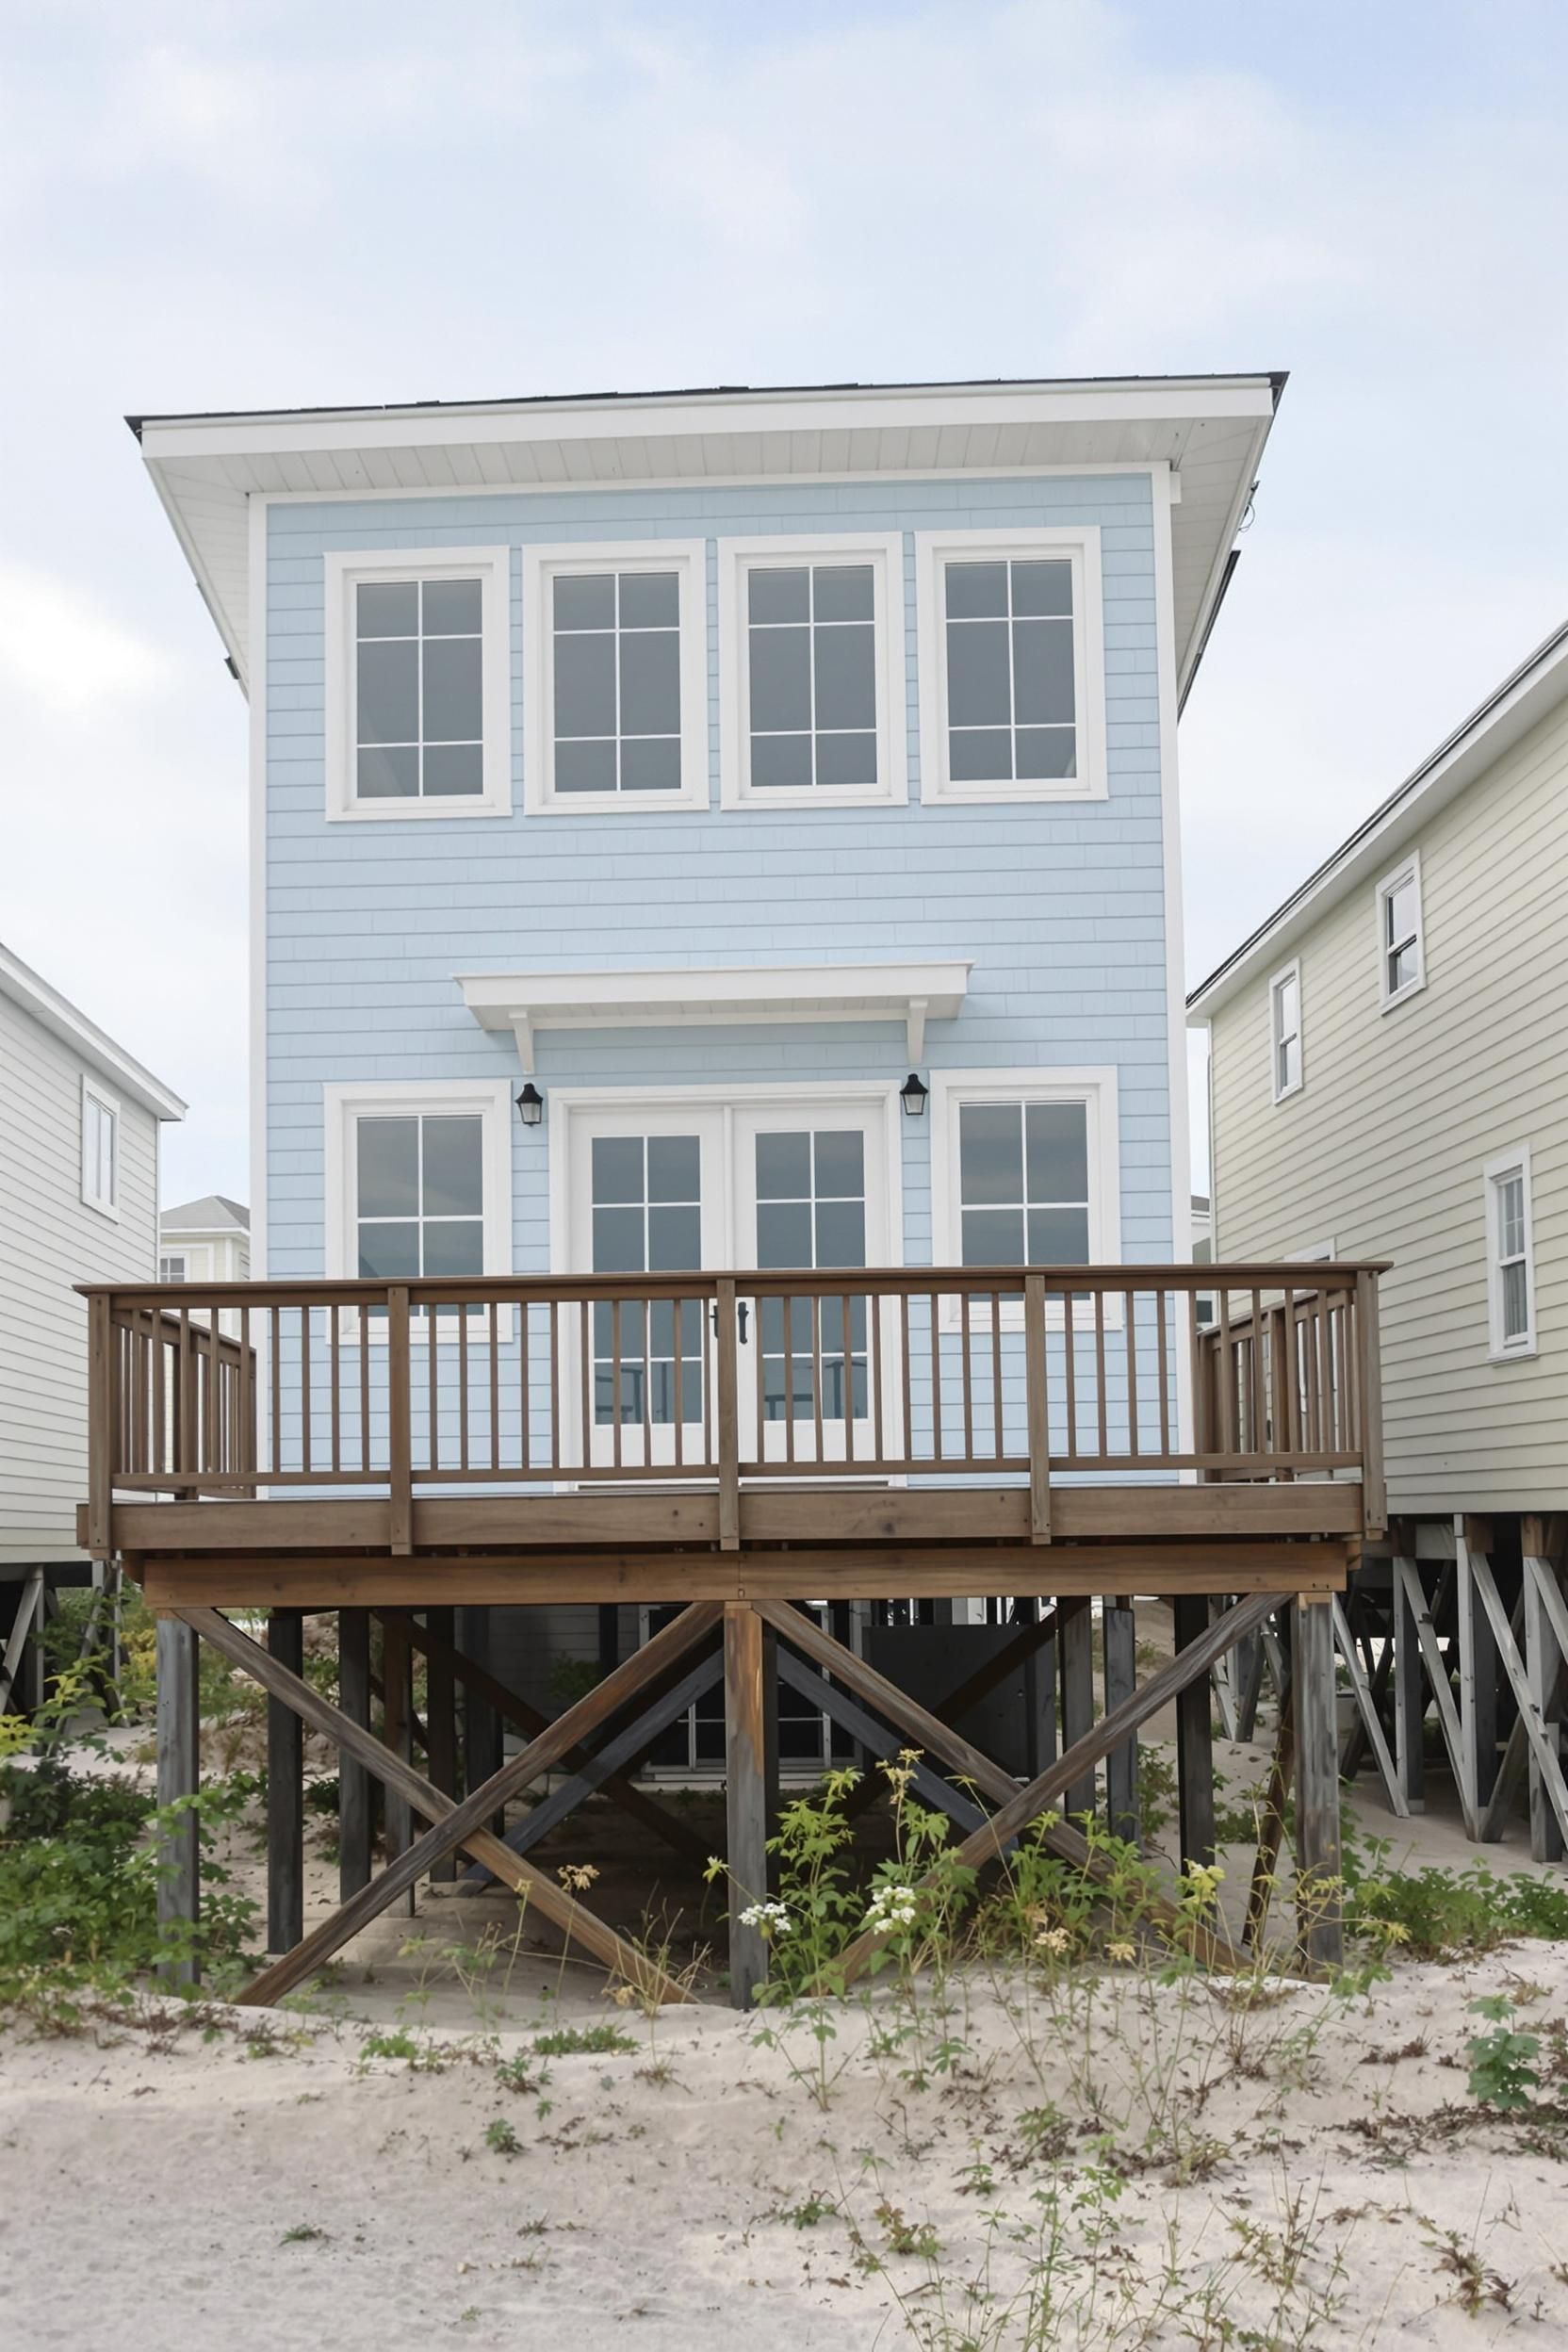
[264, 476, 1174, 1282]
[1209, 695, 1568, 1515]
[0, 995, 159, 1560]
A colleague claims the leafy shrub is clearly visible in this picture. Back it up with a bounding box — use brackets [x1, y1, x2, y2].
[532, 2021, 636, 2056]
[1346, 1856, 1568, 1958]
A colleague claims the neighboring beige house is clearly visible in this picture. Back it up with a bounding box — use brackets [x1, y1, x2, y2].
[1189, 619, 1568, 1857]
[159, 1194, 250, 1285]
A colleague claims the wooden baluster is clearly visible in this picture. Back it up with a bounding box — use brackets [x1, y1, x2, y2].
[611, 1298, 624, 1471]
[1094, 1285, 1108, 1461]
[715, 1276, 741, 1550]
[178, 1308, 195, 1482]
[782, 1291, 796, 1467]
[810, 1291, 825, 1464]
[1156, 1283, 1170, 1458]
[1023, 1272, 1051, 1544]
[269, 1305, 280, 1480]
[457, 1298, 470, 1468]
[152, 1303, 166, 1484]
[989, 1288, 1004, 1460]
[427, 1300, 440, 1474]
[676, 1298, 688, 1470]
[575, 1298, 589, 1475]
[87, 1296, 113, 1555]
[129, 1308, 146, 1477]
[519, 1297, 531, 1474]
[329, 1303, 341, 1475]
[927, 1285, 941, 1462]
[299, 1305, 311, 1478]
[1125, 1287, 1140, 1461]
[1216, 1284, 1233, 1465]
[1250, 1288, 1266, 1464]
[238, 1303, 253, 1488]
[871, 1286, 886, 1464]
[1062, 1290, 1078, 1462]
[488, 1300, 499, 1473]
[841, 1288, 855, 1458]
[899, 1291, 912, 1462]
[959, 1289, 974, 1465]
[386, 1287, 412, 1553]
[641, 1291, 653, 1462]
[357, 1297, 370, 1473]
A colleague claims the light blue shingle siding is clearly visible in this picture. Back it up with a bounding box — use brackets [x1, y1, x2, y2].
[262, 474, 1176, 1278]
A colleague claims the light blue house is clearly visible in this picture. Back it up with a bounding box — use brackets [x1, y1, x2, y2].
[131, 373, 1280, 1738]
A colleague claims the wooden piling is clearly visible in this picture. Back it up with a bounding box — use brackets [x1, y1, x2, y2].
[266, 1607, 304, 1952]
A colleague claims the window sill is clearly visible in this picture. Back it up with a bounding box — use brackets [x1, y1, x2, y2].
[523, 791, 710, 817]
[1380, 977, 1426, 1014]
[1272, 1080, 1304, 1107]
[919, 776, 1107, 808]
[1487, 1342, 1538, 1365]
[82, 1195, 121, 1223]
[327, 794, 513, 824]
[725, 785, 905, 813]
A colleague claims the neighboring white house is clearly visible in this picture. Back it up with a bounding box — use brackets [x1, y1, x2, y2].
[159, 1194, 251, 1284]
[1189, 618, 1568, 1857]
[0, 941, 186, 1706]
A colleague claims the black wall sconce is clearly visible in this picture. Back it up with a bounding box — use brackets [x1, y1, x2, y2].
[899, 1071, 929, 1118]
[515, 1082, 545, 1127]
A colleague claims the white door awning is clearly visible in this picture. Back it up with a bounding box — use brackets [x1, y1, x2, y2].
[454, 959, 972, 1071]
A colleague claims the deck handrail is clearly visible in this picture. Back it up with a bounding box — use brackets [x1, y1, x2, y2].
[79, 1260, 1389, 1543]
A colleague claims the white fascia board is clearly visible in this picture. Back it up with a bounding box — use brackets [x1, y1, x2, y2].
[0, 941, 187, 1119]
[455, 959, 972, 1070]
[1188, 624, 1568, 1021]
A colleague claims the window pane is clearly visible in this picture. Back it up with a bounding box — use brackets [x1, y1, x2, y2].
[555, 574, 614, 629]
[1389, 940, 1419, 994]
[962, 1205, 1025, 1264]
[618, 571, 678, 628]
[949, 727, 1012, 780]
[621, 737, 681, 792]
[813, 1130, 864, 1199]
[422, 636, 482, 743]
[647, 1204, 700, 1270]
[423, 743, 483, 797]
[816, 732, 877, 786]
[592, 1135, 645, 1204]
[422, 1116, 482, 1216]
[555, 631, 615, 738]
[1025, 1102, 1088, 1202]
[814, 1199, 866, 1267]
[424, 1219, 484, 1278]
[1015, 728, 1076, 779]
[1502, 1257, 1528, 1341]
[945, 562, 1008, 618]
[1386, 875, 1417, 945]
[593, 1204, 645, 1273]
[813, 564, 874, 623]
[749, 567, 808, 624]
[946, 619, 1010, 727]
[750, 626, 810, 732]
[813, 623, 875, 729]
[756, 1132, 811, 1199]
[757, 1200, 812, 1267]
[647, 1135, 700, 1202]
[1012, 618, 1075, 726]
[1497, 1174, 1526, 1258]
[1027, 1206, 1090, 1263]
[358, 1118, 419, 1217]
[1276, 973, 1298, 1035]
[358, 745, 419, 798]
[750, 733, 812, 790]
[959, 1103, 1023, 1205]
[1011, 561, 1072, 617]
[357, 639, 417, 743]
[359, 1220, 419, 1279]
[1280, 1036, 1301, 1093]
[358, 580, 417, 637]
[619, 629, 680, 736]
[421, 578, 482, 635]
[555, 740, 617, 792]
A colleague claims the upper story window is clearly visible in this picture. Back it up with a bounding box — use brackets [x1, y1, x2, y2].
[81, 1077, 120, 1219]
[1484, 1146, 1536, 1360]
[1270, 959, 1303, 1102]
[324, 547, 511, 822]
[523, 542, 708, 814]
[1377, 851, 1425, 1008]
[158, 1252, 188, 1282]
[916, 530, 1106, 806]
[717, 534, 907, 808]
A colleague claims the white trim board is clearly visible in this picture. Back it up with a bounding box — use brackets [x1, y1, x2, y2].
[0, 939, 185, 1120]
[455, 960, 972, 1072]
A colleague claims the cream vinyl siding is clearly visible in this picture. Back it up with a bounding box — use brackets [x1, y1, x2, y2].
[1208, 694, 1568, 1517]
[0, 993, 160, 1561]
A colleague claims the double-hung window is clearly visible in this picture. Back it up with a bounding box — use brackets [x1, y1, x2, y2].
[1377, 852, 1425, 1007]
[523, 542, 708, 812]
[323, 1081, 514, 1331]
[1270, 960, 1303, 1102]
[931, 1070, 1120, 1319]
[718, 535, 906, 807]
[324, 547, 511, 820]
[81, 1077, 120, 1218]
[158, 1252, 188, 1282]
[916, 530, 1106, 804]
[1484, 1147, 1536, 1360]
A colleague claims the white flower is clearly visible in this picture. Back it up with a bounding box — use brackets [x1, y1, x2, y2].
[863, 1882, 919, 1936]
[738, 1900, 792, 1936]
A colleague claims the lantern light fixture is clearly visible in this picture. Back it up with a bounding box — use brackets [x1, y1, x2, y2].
[515, 1082, 545, 1126]
[899, 1071, 929, 1119]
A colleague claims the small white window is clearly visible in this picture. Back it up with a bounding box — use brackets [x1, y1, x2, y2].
[1485, 1147, 1536, 1360]
[916, 530, 1106, 805]
[1269, 960, 1303, 1102]
[1377, 852, 1425, 1008]
[323, 547, 512, 821]
[522, 542, 708, 813]
[323, 1080, 514, 1334]
[81, 1078, 120, 1217]
[717, 535, 906, 808]
[159, 1252, 188, 1282]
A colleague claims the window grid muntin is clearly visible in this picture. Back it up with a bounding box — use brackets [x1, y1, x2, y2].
[944, 556, 1076, 785]
[1494, 1168, 1530, 1345]
[159, 1253, 188, 1282]
[553, 569, 681, 795]
[354, 577, 483, 802]
[746, 563, 877, 792]
[956, 1098, 1091, 1266]
[355, 1111, 484, 1288]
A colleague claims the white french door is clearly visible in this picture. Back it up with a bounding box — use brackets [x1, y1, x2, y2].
[560, 1091, 895, 1472]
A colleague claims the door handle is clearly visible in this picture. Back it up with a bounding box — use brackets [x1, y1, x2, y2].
[710, 1299, 751, 1343]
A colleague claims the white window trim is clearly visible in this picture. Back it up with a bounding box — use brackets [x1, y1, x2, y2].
[1484, 1143, 1537, 1363]
[715, 532, 907, 809]
[1268, 956, 1303, 1103]
[81, 1074, 121, 1220]
[1376, 848, 1426, 1011]
[914, 528, 1107, 806]
[521, 539, 709, 815]
[322, 546, 512, 823]
[928, 1067, 1121, 1327]
[323, 1078, 514, 1339]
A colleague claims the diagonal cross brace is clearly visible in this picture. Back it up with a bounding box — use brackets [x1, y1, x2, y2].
[178, 1601, 721, 2008]
[774, 1648, 990, 1835]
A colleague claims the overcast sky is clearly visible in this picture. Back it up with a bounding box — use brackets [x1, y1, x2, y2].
[4, 0, 1565, 1205]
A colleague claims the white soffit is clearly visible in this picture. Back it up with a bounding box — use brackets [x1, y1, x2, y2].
[455, 960, 972, 1070]
[132, 374, 1281, 698]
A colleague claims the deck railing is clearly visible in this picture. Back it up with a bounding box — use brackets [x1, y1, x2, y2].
[83, 1262, 1386, 1545]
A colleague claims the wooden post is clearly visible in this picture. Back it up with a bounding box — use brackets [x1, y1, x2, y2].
[1294, 1595, 1344, 1968]
[724, 1602, 772, 2008]
[596, 1603, 620, 1680]
[382, 1610, 415, 1913]
[424, 1606, 459, 1884]
[386, 1286, 413, 1555]
[1457, 1519, 1499, 1834]
[87, 1294, 114, 1558]
[338, 1608, 373, 1900]
[1173, 1594, 1216, 1872]
[716, 1278, 741, 1551]
[1057, 1596, 1096, 1822]
[1102, 1599, 1138, 1846]
[1523, 1532, 1567, 1865]
[1392, 1554, 1427, 1813]
[459, 1605, 504, 1830]
[267, 1608, 304, 1953]
[1021, 1596, 1056, 1778]
[1355, 1270, 1386, 1538]
[155, 1614, 201, 1984]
